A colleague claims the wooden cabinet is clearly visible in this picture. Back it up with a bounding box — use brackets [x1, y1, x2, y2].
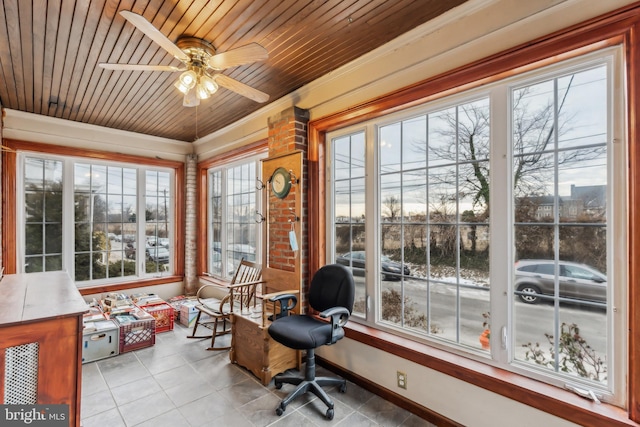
[229, 310, 298, 386]
[0, 272, 87, 427]
[229, 150, 305, 385]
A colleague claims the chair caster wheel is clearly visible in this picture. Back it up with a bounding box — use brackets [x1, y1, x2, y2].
[275, 381, 283, 390]
[276, 403, 286, 416]
[339, 382, 347, 393]
[326, 408, 334, 420]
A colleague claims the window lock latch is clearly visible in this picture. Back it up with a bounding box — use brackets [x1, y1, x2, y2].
[565, 384, 601, 404]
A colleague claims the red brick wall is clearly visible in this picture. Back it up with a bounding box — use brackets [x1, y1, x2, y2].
[268, 107, 309, 157]
[267, 192, 297, 272]
[267, 107, 310, 306]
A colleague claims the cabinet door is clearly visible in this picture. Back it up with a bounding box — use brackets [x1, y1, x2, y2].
[1, 316, 82, 426]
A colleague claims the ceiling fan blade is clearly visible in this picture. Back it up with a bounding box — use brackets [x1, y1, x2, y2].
[119, 10, 190, 63]
[215, 74, 269, 103]
[99, 63, 183, 72]
[207, 43, 268, 70]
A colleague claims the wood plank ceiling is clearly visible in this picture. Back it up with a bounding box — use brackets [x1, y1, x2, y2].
[0, 0, 466, 142]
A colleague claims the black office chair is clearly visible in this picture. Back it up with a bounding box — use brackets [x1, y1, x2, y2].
[267, 264, 355, 420]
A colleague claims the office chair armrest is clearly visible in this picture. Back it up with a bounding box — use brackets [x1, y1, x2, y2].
[268, 293, 298, 319]
[319, 306, 351, 344]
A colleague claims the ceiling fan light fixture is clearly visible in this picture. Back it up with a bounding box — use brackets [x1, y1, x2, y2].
[99, 13, 269, 107]
[174, 79, 190, 94]
[183, 86, 200, 107]
[178, 70, 197, 88]
[196, 83, 210, 100]
[200, 75, 219, 95]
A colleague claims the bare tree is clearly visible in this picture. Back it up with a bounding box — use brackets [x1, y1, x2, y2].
[382, 195, 401, 220]
[381, 195, 401, 251]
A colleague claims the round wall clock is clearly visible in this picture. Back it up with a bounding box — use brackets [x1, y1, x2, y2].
[271, 167, 292, 199]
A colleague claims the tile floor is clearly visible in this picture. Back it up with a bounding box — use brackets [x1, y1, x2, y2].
[80, 322, 436, 427]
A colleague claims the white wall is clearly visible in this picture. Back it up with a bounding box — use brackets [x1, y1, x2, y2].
[2, 0, 635, 424]
[2, 109, 192, 161]
[318, 339, 578, 427]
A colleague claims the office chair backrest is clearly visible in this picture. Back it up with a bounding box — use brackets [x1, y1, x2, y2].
[308, 264, 355, 314]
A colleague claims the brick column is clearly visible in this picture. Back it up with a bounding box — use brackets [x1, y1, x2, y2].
[267, 107, 310, 308]
[184, 153, 198, 295]
[268, 106, 310, 158]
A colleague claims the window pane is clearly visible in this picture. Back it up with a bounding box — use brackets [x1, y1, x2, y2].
[380, 123, 402, 173]
[403, 116, 427, 171]
[512, 65, 609, 386]
[513, 80, 555, 154]
[333, 132, 367, 316]
[557, 67, 607, 149]
[372, 99, 492, 348]
[428, 106, 457, 167]
[209, 170, 223, 276]
[74, 164, 150, 282]
[327, 52, 620, 396]
[429, 166, 457, 223]
[145, 170, 172, 274]
[25, 224, 43, 255]
[22, 156, 173, 284]
[25, 193, 43, 221]
[209, 160, 261, 278]
[25, 256, 43, 273]
[24, 157, 63, 273]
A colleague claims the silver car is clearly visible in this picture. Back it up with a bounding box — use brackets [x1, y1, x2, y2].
[514, 259, 607, 304]
[146, 246, 170, 264]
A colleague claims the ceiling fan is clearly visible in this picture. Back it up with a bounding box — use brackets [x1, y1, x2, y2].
[99, 10, 269, 107]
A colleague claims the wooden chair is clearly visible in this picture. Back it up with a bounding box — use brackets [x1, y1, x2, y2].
[188, 258, 263, 350]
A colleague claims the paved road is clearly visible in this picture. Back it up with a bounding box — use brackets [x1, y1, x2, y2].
[353, 274, 608, 362]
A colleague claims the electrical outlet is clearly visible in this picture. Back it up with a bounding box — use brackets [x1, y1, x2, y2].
[396, 371, 407, 389]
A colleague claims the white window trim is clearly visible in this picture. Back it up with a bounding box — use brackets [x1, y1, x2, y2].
[207, 154, 265, 278]
[325, 46, 627, 405]
[16, 152, 176, 286]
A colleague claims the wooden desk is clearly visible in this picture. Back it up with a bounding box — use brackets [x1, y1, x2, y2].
[229, 309, 298, 386]
[0, 271, 87, 427]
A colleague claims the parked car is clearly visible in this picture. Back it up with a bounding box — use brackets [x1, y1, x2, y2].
[124, 242, 136, 259]
[125, 242, 170, 264]
[146, 237, 169, 248]
[514, 259, 607, 304]
[336, 251, 410, 280]
[146, 246, 170, 264]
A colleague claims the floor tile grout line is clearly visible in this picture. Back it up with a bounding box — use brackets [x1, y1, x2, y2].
[83, 325, 432, 427]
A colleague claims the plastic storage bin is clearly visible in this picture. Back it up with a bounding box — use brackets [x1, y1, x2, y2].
[137, 302, 174, 333]
[82, 320, 119, 363]
[114, 316, 156, 353]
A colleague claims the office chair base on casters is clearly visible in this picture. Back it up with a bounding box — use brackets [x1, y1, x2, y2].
[273, 349, 346, 420]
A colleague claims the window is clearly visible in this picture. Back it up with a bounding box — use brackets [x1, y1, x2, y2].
[327, 48, 625, 403]
[19, 153, 175, 285]
[208, 156, 264, 278]
[24, 158, 63, 272]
